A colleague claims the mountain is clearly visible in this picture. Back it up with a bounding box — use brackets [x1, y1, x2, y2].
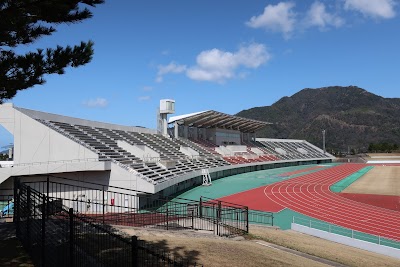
[236, 86, 400, 152]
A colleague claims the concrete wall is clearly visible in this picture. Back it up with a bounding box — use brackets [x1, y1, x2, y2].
[0, 160, 111, 186]
[179, 146, 199, 157]
[155, 158, 333, 194]
[117, 140, 160, 160]
[292, 223, 400, 260]
[0, 104, 99, 164]
[206, 128, 241, 146]
[109, 162, 155, 193]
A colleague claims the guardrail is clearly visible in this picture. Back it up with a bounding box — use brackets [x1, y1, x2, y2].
[1, 158, 103, 168]
[248, 210, 274, 226]
[292, 216, 400, 249]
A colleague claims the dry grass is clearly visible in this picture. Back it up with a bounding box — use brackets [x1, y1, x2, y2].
[250, 226, 400, 267]
[135, 234, 326, 267]
[118, 226, 400, 267]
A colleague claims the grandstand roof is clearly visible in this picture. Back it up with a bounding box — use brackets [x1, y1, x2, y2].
[168, 110, 271, 133]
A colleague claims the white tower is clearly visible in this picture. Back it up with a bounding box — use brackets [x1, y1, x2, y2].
[158, 99, 175, 136]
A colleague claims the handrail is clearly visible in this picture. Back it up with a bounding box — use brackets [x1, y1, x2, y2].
[292, 216, 400, 248]
[2, 158, 103, 168]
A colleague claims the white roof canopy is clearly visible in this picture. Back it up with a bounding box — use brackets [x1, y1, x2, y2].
[168, 110, 271, 133]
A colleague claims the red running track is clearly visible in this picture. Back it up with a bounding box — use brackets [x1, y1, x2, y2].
[221, 164, 400, 241]
[338, 193, 400, 212]
[277, 165, 324, 177]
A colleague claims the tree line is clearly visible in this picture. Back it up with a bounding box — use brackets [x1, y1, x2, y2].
[368, 143, 399, 153]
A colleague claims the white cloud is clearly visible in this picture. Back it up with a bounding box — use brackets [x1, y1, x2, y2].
[82, 97, 108, 108]
[186, 43, 271, 83]
[246, 2, 297, 39]
[138, 96, 151, 101]
[156, 62, 187, 83]
[306, 1, 344, 29]
[161, 50, 170, 56]
[344, 0, 396, 19]
[142, 86, 153, 91]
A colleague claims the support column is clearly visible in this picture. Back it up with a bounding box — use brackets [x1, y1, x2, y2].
[183, 125, 189, 139]
[160, 113, 168, 136]
[193, 126, 198, 140]
[174, 122, 179, 138]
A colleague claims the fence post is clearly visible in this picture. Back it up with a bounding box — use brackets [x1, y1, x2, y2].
[41, 195, 46, 266]
[217, 201, 222, 221]
[131, 236, 138, 267]
[27, 186, 31, 252]
[46, 175, 50, 219]
[69, 208, 74, 267]
[271, 213, 274, 226]
[245, 207, 249, 233]
[378, 236, 381, 245]
[102, 186, 105, 225]
[13, 177, 20, 236]
[199, 196, 203, 218]
[191, 209, 194, 230]
[166, 206, 169, 230]
[216, 203, 220, 236]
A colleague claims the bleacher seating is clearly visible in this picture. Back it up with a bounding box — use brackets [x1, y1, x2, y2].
[36, 119, 331, 183]
[37, 119, 230, 184]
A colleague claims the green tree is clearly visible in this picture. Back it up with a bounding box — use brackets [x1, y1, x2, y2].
[368, 143, 375, 152]
[393, 143, 399, 151]
[0, 0, 104, 103]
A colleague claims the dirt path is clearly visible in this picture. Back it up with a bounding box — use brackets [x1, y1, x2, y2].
[343, 166, 400, 195]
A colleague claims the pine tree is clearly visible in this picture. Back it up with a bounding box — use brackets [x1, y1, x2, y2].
[0, 0, 104, 103]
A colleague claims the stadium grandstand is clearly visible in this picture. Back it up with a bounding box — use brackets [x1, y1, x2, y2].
[3, 101, 400, 265]
[0, 101, 334, 199]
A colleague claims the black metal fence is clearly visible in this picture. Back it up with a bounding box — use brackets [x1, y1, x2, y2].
[248, 210, 274, 226]
[23, 175, 253, 237]
[199, 196, 274, 229]
[14, 179, 201, 267]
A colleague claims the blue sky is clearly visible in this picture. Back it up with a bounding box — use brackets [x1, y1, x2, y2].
[1, 0, 400, 148]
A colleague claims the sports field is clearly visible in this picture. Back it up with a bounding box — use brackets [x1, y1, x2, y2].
[343, 166, 400, 196]
[338, 166, 400, 212]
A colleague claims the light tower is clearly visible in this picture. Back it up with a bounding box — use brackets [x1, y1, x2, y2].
[158, 99, 175, 136]
[322, 129, 326, 154]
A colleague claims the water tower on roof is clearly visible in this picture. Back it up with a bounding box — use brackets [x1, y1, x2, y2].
[158, 99, 175, 136]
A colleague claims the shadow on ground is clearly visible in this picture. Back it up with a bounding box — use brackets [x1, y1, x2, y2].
[0, 222, 34, 266]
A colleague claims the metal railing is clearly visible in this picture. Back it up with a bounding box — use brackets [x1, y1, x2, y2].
[14, 180, 201, 267]
[22, 175, 250, 237]
[292, 216, 400, 249]
[1, 158, 102, 168]
[248, 209, 274, 226]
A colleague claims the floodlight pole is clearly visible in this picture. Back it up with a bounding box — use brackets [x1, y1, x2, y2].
[322, 130, 326, 154]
